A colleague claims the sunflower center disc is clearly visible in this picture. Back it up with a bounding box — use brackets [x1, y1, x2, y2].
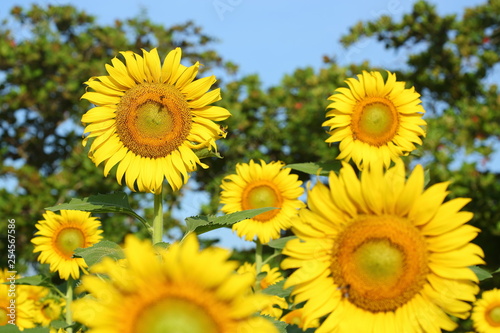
[115, 83, 192, 158]
[55, 228, 86, 258]
[331, 215, 428, 312]
[488, 306, 500, 326]
[352, 98, 399, 146]
[242, 181, 283, 222]
[136, 102, 175, 138]
[134, 297, 219, 333]
[352, 239, 404, 286]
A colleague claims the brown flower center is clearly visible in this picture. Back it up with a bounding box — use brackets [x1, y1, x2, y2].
[115, 83, 192, 158]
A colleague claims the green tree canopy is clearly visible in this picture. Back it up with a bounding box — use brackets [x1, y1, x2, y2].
[1, 1, 499, 274]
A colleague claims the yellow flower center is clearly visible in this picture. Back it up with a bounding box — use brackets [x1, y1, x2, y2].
[241, 181, 283, 221]
[115, 83, 192, 158]
[130, 283, 234, 333]
[351, 97, 399, 146]
[134, 297, 220, 333]
[352, 239, 404, 286]
[487, 305, 500, 326]
[0, 307, 7, 325]
[55, 227, 86, 259]
[331, 215, 428, 312]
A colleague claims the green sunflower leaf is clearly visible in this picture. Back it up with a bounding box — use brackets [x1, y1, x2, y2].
[45, 192, 151, 233]
[423, 168, 431, 187]
[261, 280, 293, 298]
[12, 275, 50, 287]
[49, 320, 70, 329]
[286, 162, 341, 176]
[185, 207, 278, 235]
[268, 236, 297, 250]
[74, 240, 125, 267]
[470, 265, 492, 281]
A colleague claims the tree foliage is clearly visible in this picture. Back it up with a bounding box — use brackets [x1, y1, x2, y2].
[1, 1, 499, 275]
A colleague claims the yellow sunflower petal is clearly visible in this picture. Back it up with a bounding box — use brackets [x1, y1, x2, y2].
[161, 47, 182, 83]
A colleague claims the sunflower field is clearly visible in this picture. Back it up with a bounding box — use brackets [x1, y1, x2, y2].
[1, 1, 500, 332]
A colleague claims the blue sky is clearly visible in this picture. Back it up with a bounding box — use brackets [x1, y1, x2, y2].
[2, 0, 491, 249]
[2, 0, 485, 87]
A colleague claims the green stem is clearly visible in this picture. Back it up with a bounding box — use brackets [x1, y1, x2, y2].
[65, 278, 74, 333]
[262, 249, 280, 267]
[51, 285, 66, 298]
[152, 191, 164, 244]
[255, 240, 263, 290]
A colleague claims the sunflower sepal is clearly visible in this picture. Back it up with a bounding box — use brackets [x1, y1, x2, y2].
[194, 147, 223, 160]
[73, 240, 125, 268]
[153, 241, 170, 251]
[184, 207, 279, 236]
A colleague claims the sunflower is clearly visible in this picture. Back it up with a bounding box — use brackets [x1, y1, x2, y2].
[72, 234, 277, 333]
[237, 262, 284, 290]
[472, 289, 500, 333]
[281, 162, 484, 332]
[323, 71, 426, 169]
[25, 285, 64, 327]
[81, 48, 231, 193]
[237, 263, 287, 319]
[220, 160, 304, 244]
[0, 269, 36, 331]
[32, 210, 103, 280]
[34, 298, 64, 327]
